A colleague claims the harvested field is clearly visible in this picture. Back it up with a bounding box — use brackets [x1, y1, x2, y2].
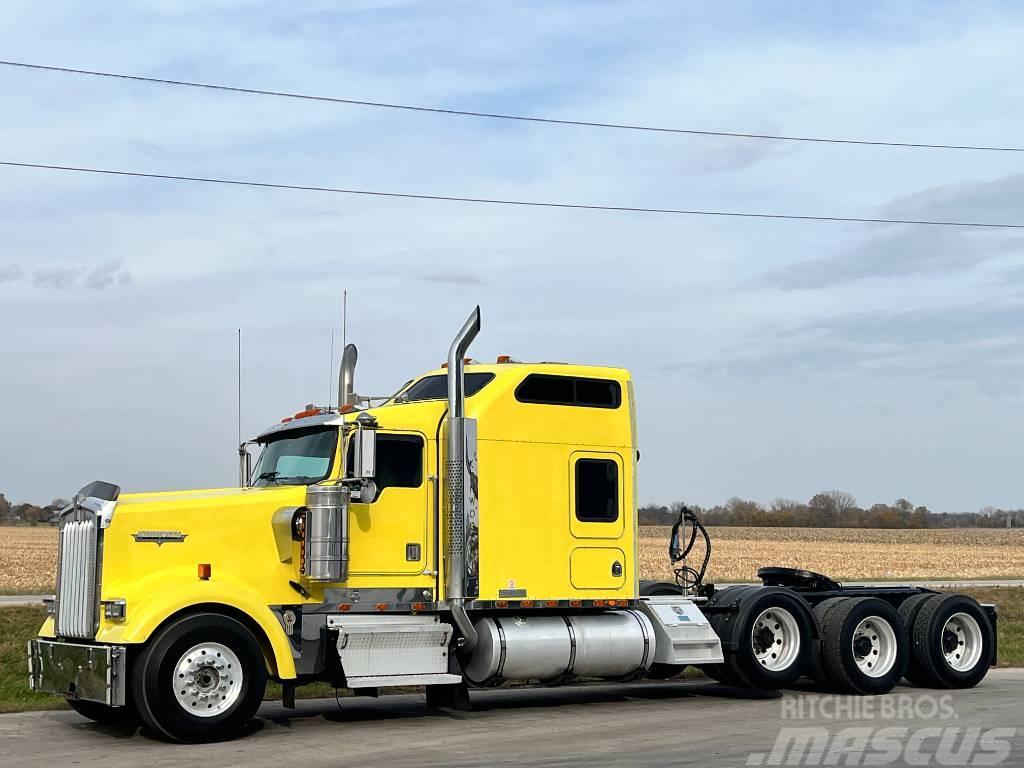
[2, 526, 1023, 593]
[0, 528, 57, 594]
[640, 526, 1024, 583]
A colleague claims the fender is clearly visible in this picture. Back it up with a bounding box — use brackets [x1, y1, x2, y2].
[703, 585, 817, 652]
[95, 568, 297, 679]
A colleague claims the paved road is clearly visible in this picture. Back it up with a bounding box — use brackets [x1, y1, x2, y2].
[0, 594, 53, 607]
[3, 580, 1023, 607]
[3, 670, 1021, 767]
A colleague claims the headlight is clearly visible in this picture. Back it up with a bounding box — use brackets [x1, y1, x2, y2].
[102, 599, 127, 620]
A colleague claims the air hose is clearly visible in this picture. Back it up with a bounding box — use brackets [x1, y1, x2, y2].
[668, 506, 712, 593]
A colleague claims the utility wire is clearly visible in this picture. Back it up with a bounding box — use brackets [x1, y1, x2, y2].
[2, 59, 1022, 154]
[3, 159, 1022, 229]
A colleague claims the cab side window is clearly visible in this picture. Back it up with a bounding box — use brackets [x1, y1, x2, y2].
[575, 458, 618, 522]
[349, 433, 424, 493]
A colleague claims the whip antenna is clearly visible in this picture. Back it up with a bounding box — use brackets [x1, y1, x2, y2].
[236, 328, 242, 445]
[328, 330, 335, 409]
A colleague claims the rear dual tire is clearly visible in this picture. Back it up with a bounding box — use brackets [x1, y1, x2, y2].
[903, 593, 994, 689]
[816, 597, 909, 695]
[706, 589, 814, 690]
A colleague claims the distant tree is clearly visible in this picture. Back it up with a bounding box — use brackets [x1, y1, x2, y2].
[20, 504, 45, 526]
[808, 491, 857, 527]
[725, 497, 764, 526]
[44, 498, 70, 524]
[909, 505, 930, 529]
[769, 498, 803, 527]
[0, 493, 11, 525]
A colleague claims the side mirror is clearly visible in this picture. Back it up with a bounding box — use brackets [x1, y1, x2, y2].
[351, 418, 376, 480]
[238, 442, 257, 487]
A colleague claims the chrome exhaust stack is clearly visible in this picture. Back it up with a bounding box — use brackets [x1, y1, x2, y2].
[338, 343, 358, 408]
[445, 306, 481, 649]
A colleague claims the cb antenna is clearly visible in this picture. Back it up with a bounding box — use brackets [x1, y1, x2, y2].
[327, 330, 335, 409]
[237, 327, 242, 446]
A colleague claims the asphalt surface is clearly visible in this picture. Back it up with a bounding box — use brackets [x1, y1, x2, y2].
[3, 669, 1022, 767]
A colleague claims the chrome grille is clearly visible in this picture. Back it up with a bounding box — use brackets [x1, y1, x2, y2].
[56, 516, 99, 639]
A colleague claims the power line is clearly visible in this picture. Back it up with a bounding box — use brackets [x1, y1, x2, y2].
[2, 59, 1022, 154]
[3, 159, 1022, 229]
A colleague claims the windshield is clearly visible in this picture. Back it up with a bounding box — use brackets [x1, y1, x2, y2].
[252, 426, 338, 487]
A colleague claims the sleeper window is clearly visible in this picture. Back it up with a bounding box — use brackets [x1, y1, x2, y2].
[515, 374, 621, 409]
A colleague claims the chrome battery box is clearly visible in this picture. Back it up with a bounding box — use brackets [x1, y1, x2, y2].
[28, 638, 127, 706]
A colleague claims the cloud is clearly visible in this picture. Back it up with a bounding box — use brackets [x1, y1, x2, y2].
[691, 137, 798, 175]
[32, 266, 79, 289]
[0, 264, 24, 283]
[12, 262, 133, 290]
[84, 260, 133, 290]
[416, 271, 485, 286]
[684, 302, 1024, 384]
[755, 175, 1024, 290]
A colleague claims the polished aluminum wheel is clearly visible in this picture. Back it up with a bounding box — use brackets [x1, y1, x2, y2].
[942, 612, 984, 672]
[751, 607, 802, 671]
[172, 642, 242, 717]
[852, 616, 897, 678]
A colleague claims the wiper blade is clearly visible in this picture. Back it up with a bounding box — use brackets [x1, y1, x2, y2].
[256, 471, 280, 484]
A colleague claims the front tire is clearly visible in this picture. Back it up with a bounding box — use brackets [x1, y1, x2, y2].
[132, 613, 267, 743]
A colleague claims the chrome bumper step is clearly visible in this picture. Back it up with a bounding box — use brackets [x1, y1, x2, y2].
[28, 639, 127, 706]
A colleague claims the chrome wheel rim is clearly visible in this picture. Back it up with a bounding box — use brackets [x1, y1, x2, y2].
[852, 616, 897, 678]
[172, 642, 242, 717]
[942, 612, 983, 672]
[751, 607, 801, 671]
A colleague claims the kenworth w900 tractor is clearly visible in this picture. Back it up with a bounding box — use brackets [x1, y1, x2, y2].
[28, 307, 997, 742]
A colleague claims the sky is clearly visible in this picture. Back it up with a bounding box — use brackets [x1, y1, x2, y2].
[0, 1, 1022, 512]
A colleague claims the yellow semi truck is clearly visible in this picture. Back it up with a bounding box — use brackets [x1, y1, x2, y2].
[28, 307, 997, 742]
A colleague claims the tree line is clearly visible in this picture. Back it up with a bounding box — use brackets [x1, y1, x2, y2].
[3, 488, 1020, 529]
[640, 491, 1023, 529]
[0, 493, 69, 526]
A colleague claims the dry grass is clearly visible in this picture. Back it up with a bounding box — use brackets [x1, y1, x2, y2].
[0, 528, 57, 594]
[2, 526, 1023, 594]
[639, 526, 1024, 583]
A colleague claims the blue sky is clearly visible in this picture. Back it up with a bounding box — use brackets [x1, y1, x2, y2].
[1, 1, 1022, 511]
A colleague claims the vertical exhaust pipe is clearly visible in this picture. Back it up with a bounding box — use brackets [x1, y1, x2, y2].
[447, 308, 480, 419]
[338, 343, 358, 409]
[446, 306, 481, 650]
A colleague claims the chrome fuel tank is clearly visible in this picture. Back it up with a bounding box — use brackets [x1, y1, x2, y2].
[463, 610, 654, 685]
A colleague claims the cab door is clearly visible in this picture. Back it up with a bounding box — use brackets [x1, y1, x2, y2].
[347, 431, 430, 576]
[568, 450, 627, 590]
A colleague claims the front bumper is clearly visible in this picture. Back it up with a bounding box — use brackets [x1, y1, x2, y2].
[28, 638, 127, 706]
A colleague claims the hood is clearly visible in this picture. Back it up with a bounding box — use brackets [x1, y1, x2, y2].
[115, 485, 307, 513]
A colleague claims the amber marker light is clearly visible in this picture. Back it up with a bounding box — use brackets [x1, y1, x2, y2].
[198, 563, 211, 580]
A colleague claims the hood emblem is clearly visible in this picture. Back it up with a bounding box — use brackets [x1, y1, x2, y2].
[132, 530, 188, 545]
